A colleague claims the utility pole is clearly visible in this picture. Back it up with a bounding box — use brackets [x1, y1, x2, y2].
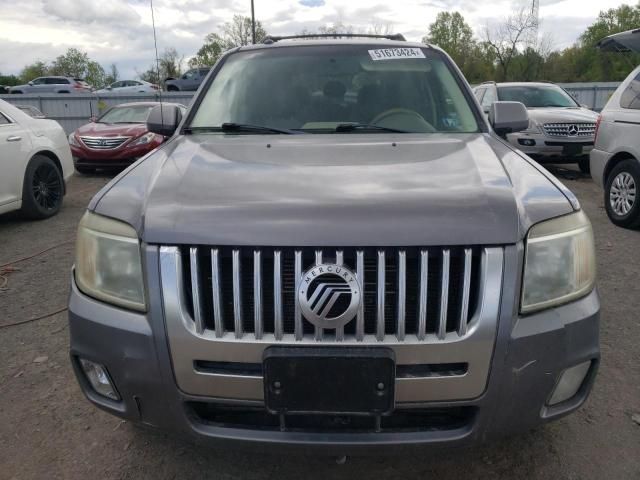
[251, 0, 256, 44]
[526, 0, 540, 50]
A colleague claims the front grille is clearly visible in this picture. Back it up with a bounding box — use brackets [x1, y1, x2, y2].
[79, 136, 130, 150]
[175, 246, 482, 342]
[186, 402, 476, 433]
[542, 123, 596, 137]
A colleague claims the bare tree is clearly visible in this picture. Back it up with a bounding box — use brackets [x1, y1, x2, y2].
[483, 6, 538, 80]
[366, 22, 395, 36]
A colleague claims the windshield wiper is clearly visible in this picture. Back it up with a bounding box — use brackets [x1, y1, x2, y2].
[334, 123, 409, 133]
[185, 123, 301, 135]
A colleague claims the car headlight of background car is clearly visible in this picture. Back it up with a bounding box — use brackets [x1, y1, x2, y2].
[75, 211, 146, 311]
[129, 132, 160, 147]
[68, 132, 80, 147]
[521, 210, 596, 314]
[522, 119, 541, 134]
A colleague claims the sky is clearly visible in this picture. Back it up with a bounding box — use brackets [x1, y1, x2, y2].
[0, 0, 634, 79]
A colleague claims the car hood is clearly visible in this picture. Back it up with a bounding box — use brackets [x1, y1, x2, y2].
[91, 133, 576, 246]
[527, 107, 599, 124]
[75, 122, 148, 138]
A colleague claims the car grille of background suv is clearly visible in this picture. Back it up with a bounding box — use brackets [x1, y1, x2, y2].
[171, 246, 483, 342]
[79, 136, 130, 149]
[542, 123, 596, 137]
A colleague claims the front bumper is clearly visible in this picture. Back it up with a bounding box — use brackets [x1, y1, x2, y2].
[68, 245, 600, 453]
[506, 132, 594, 160]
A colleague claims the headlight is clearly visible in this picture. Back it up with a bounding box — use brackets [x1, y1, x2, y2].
[522, 119, 541, 134]
[129, 132, 159, 147]
[521, 211, 596, 314]
[68, 132, 80, 146]
[75, 211, 146, 311]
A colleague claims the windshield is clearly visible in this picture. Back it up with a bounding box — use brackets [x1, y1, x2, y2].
[98, 105, 153, 124]
[497, 85, 578, 108]
[190, 45, 479, 133]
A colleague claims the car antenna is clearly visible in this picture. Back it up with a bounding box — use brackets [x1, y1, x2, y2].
[150, 0, 164, 125]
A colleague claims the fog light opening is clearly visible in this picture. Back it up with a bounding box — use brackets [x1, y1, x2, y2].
[79, 358, 120, 401]
[547, 360, 592, 406]
[518, 139, 536, 147]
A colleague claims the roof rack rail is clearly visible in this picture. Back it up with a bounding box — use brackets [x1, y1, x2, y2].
[480, 81, 497, 85]
[262, 33, 407, 44]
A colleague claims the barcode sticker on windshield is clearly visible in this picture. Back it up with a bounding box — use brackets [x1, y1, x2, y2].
[368, 48, 426, 61]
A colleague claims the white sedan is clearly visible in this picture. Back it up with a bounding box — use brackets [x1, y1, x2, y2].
[95, 80, 160, 94]
[0, 99, 74, 219]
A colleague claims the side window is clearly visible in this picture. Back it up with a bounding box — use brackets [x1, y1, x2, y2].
[481, 87, 496, 109]
[0, 112, 12, 125]
[47, 78, 69, 84]
[474, 87, 486, 102]
[183, 70, 196, 80]
[32, 78, 46, 85]
[620, 72, 640, 110]
[111, 81, 122, 88]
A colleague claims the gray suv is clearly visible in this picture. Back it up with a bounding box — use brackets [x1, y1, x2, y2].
[474, 82, 599, 173]
[164, 68, 210, 91]
[69, 35, 600, 452]
[10, 76, 92, 94]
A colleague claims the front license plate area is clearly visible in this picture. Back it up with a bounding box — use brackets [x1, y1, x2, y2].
[563, 144, 583, 156]
[263, 347, 395, 415]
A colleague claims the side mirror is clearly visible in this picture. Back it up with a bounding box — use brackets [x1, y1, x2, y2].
[147, 104, 183, 137]
[28, 81, 34, 86]
[489, 101, 529, 137]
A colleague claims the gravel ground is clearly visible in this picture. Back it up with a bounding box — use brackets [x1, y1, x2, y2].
[0, 167, 639, 480]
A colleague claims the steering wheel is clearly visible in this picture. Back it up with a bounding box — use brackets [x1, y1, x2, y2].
[370, 108, 436, 133]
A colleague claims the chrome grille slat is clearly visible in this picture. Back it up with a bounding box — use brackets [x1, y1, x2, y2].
[417, 250, 428, 340]
[458, 248, 472, 337]
[355, 250, 365, 341]
[396, 250, 406, 341]
[294, 250, 303, 341]
[189, 247, 204, 334]
[211, 248, 223, 337]
[273, 250, 283, 340]
[376, 250, 385, 342]
[253, 250, 263, 339]
[232, 249, 243, 338]
[335, 250, 345, 342]
[438, 249, 450, 340]
[177, 246, 485, 343]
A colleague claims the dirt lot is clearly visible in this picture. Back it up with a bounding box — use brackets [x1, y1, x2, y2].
[1, 168, 639, 480]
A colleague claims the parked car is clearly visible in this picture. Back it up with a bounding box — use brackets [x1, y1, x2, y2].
[15, 105, 46, 118]
[591, 28, 640, 229]
[95, 80, 160, 94]
[69, 101, 186, 174]
[0, 85, 10, 94]
[0, 99, 73, 218]
[164, 67, 210, 91]
[473, 81, 598, 173]
[69, 35, 599, 452]
[10, 76, 92, 94]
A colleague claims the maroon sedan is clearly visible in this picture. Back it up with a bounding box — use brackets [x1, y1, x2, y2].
[69, 102, 186, 174]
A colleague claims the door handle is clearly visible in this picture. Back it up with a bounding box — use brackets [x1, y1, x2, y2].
[6, 135, 22, 142]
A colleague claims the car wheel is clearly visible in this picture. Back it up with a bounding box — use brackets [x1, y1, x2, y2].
[578, 157, 590, 175]
[20, 155, 64, 219]
[605, 159, 640, 229]
[166, 86, 179, 92]
[11, 90, 23, 94]
[75, 166, 95, 175]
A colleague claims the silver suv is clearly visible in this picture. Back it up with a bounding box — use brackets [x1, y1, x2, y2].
[590, 29, 640, 229]
[474, 82, 599, 173]
[68, 35, 599, 452]
[10, 76, 92, 94]
[164, 68, 210, 91]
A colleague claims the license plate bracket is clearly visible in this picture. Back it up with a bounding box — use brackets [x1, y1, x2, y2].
[263, 347, 395, 415]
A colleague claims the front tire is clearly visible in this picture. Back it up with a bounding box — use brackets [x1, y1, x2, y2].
[20, 155, 64, 219]
[605, 159, 640, 229]
[578, 156, 591, 175]
[166, 85, 179, 92]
